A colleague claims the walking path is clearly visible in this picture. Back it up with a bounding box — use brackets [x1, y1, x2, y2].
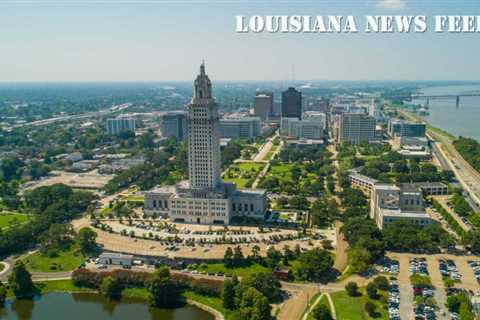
[300, 292, 337, 320]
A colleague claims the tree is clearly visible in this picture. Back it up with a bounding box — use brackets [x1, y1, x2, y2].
[237, 287, 271, 320]
[100, 276, 122, 300]
[347, 246, 372, 273]
[233, 246, 245, 267]
[8, 261, 34, 297]
[345, 282, 359, 297]
[373, 276, 389, 291]
[265, 247, 281, 269]
[250, 245, 261, 262]
[291, 248, 333, 282]
[311, 304, 333, 320]
[222, 280, 237, 310]
[224, 247, 234, 268]
[76, 227, 98, 254]
[241, 272, 281, 302]
[0, 283, 6, 305]
[366, 282, 378, 299]
[147, 267, 178, 308]
[365, 301, 376, 317]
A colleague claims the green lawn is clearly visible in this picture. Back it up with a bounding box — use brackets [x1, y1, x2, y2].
[331, 289, 388, 320]
[183, 291, 226, 317]
[123, 287, 150, 300]
[0, 263, 4, 272]
[307, 294, 331, 320]
[223, 162, 265, 189]
[36, 279, 94, 294]
[0, 212, 32, 230]
[23, 246, 86, 272]
[195, 262, 269, 277]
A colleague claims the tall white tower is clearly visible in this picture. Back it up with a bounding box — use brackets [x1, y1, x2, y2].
[186, 62, 222, 190]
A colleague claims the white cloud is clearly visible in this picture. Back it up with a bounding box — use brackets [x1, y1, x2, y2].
[377, 0, 407, 10]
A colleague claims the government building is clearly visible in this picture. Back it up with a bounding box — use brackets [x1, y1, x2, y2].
[144, 63, 267, 225]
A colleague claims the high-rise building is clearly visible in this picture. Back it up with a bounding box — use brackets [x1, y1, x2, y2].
[220, 117, 261, 139]
[337, 113, 376, 144]
[187, 62, 222, 190]
[253, 92, 273, 121]
[159, 111, 187, 140]
[144, 63, 267, 225]
[281, 87, 302, 119]
[106, 118, 136, 135]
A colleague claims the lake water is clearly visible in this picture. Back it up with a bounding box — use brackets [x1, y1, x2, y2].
[0, 292, 214, 320]
[412, 84, 480, 141]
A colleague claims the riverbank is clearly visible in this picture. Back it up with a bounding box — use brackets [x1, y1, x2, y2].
[9, 279, 225, 320]
[398, 108, 480, 208]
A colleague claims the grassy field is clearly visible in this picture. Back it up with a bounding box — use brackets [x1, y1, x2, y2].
[183, 291, 226, 317]
[195, 262, 269, 277]
[36, 279, 94, 294]
[223, 162, 265, 189]
[0, 212, 32, 230]
[331, 289, 388, 320]
[23, 246, 86, 272]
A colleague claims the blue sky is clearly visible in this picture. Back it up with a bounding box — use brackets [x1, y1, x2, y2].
[0, 0, 480, 81]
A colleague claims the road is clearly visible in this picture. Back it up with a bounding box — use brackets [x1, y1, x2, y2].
[399, 110, 480, 210]
[433, 195, 471, 232]
[253, 131, 278, 162]
[431, 140, 480, 213]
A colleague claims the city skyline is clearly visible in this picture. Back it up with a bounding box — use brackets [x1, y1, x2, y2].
[1, 0, 480, 81]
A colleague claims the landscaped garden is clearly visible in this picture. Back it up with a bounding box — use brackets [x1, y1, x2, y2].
[223, 162, 265, 189]
[0, 212, 32, 230]
[331, 286, 389, 320]
[23, 245, 86, 272]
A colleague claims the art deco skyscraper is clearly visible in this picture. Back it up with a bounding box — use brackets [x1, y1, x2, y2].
[186, 62, 222, 190]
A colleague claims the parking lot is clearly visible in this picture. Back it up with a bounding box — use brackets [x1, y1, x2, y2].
[389, 253, 480, 320]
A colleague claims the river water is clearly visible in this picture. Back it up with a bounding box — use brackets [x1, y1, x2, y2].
[0, 292, 214, 320]
[412, 84, 480, 141]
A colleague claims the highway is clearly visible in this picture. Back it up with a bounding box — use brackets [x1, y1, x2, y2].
[400, 110, 480, 213]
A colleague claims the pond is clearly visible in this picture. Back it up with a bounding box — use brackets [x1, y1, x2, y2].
[0, 292, 214, 320]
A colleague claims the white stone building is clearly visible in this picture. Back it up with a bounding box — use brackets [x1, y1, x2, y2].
[144, 63, 267, 225]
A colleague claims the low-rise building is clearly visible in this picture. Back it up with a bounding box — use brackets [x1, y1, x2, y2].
[98, 252, 134, 267]
[219, 117, 262, 139]
[388, 119, 426, 138]
[370, 183, 433, 229]
[349, 171, 378, 195]
[280, 117, 324, 140]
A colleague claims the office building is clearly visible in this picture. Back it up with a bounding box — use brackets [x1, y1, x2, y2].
[280, 117, 324, 140]
[281, 87, 302, 119]
[220, 117, 261, 139]
[106, 118, 136, 135]
[337, 113, 376, 144]
[388, 119, 426, 138]
[253, 92, 273, 121]
[159, 111, 187, 140]
[144, 63, 267, 225]
[370, 183, 433, 229]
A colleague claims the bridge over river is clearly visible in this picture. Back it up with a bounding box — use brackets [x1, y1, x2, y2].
[412, 93, 480, 108]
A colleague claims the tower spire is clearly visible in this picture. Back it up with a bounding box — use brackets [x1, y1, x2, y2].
[200, 60, 205, 75]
